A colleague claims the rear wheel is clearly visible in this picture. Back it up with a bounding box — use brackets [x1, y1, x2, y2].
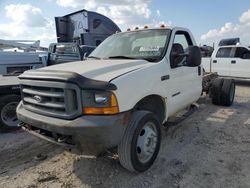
[0, 95, 20, 132]
[118, 111, 161, 172]
[221, 79, 235, 106]
[210, 78, 224, 105]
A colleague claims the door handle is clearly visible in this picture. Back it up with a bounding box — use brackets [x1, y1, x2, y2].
[231, 60, 236, 64]
[161, 75, 170, 81]
[172, 92, 181, 97]
[213, 60, 217, 63]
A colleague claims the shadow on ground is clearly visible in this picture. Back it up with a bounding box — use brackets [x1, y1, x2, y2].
[0, 131, 64, 178]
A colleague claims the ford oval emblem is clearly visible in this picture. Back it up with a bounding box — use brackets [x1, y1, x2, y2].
[34, 95, 43, 103]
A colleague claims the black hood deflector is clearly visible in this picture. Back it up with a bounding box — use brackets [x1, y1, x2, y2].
[19, 70, 117, 91]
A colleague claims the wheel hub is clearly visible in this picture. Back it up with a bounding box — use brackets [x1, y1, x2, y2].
[136, 122, 157, 163]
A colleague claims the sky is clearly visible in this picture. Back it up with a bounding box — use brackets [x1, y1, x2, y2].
[0, 0, 250, 47]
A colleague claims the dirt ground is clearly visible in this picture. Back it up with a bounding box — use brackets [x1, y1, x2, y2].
[0, 82, 250, 188]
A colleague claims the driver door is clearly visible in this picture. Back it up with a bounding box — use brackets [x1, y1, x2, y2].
[167, 31, 202, 116]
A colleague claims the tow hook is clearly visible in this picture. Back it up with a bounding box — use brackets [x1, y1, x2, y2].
[57, 136, 70, 143]
[18, 122, 26, 127]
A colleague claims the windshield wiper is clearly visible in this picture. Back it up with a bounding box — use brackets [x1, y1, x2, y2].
[141, 57, 159, 62]
[107, 55, 158, 62]
[88, 56, 101, 60]
[107, 56, 137, 60]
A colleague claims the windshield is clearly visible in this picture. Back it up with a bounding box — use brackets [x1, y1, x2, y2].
[54, 44, 79, 57]
[89, 29, 171, 62]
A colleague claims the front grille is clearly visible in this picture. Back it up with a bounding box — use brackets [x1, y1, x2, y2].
[20, 79, 81, 119]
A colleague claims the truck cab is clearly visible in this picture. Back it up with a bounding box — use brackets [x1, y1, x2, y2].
[17, 27, 203, 172]
[203, 44, 250, 79]
[46, 9, 122, 66]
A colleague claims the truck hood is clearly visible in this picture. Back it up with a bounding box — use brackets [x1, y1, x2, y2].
[42, 59, 150, 82]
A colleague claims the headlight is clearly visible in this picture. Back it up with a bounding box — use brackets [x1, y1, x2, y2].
[95, 93, 109, 104]
[82, 91, 119, 115]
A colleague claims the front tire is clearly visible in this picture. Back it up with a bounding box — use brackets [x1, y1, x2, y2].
[0, 95, 20, 132]
[118, 111, 161, 172]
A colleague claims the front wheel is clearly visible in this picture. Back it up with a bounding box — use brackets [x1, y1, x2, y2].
[118, 111, 161, 172]
[0, 95, 21, 132]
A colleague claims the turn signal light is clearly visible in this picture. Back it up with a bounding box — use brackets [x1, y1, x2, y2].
[83, 106, 119, 115]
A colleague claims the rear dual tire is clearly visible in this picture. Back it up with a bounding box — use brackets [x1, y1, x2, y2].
[210, 78, 235, 106]
[221, 79, 235, 106]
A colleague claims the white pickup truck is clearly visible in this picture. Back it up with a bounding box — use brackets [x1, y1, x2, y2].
[17, 26, 235, 172]
[202, 45, 250, 79]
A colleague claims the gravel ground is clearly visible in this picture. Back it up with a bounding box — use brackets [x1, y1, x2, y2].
[0, 83, 250, 188]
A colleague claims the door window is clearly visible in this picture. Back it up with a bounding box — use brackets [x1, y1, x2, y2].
[174, 35, 190, 50]
[216, 47, 232, 58]
[170, 32, 193, 68]
[234, 47, 250, 59]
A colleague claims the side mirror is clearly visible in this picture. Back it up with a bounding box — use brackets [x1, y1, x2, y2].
[186, 46, 201, 67]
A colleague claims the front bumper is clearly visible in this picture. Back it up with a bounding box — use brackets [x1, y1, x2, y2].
[17, 102, 131, 155]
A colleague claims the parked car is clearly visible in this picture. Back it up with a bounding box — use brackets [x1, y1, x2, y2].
[202, 44, 250, 79]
